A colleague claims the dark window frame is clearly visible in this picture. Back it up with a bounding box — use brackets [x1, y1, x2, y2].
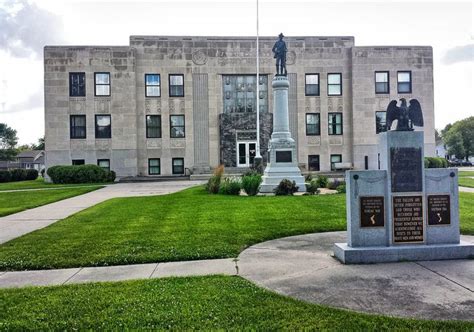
[69, 72, 86, 97]
[70, 115, 86, 139]
[170, 115, 185, 138]
[328, 112, 343, 135]
[148, 158, 161, 175]
[305, 113, 321, 136]
[72, 159, 85, 165]
[376, 111, 387, 134]
[305, 73, 320, 96]
[327, 73, 342, 96]
[330, 154, 342, 171]
[375, 71, 390, 94]
[95, 114, 112, 139]
[146, 115, 162, 138]
[97, 159, 110, 171]
[145, 73, 161, 98]
[172, 158, 185, 175]
[308, 155, 320, 171]
[169, 74, 185, 97]
[397, 70, 412, 94]
[94, 72, 111, 97]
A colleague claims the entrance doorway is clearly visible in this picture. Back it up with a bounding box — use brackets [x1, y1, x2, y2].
[237, 141, 257, 167]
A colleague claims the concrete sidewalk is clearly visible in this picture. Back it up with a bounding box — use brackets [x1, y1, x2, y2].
[0, 258, 237, 288]
[0, 181, 203, 244]
[459, 186, 474, 193]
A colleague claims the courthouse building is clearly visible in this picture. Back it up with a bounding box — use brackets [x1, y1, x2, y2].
[44, 35, 435, 178]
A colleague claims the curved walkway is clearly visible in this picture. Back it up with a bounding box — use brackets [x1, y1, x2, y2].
[238, 232, 474, 321]
[0, 181, 203, 244]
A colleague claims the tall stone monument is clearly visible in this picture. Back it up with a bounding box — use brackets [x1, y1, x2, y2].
[333, 99, 474, 263]
[260, 34, 305, 193]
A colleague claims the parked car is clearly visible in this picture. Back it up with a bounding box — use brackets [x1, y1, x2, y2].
[448, 159, 472, 167]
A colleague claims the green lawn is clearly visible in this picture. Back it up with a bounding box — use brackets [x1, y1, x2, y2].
[0, 178, 112, 191]
[0, 186, 346, 270]
[458, 171, 474, 177]
[1, 187, 473, 271]
[1, 276, 472, 331]
[459, 177, 474, 188]
[0, 187, 103, 217]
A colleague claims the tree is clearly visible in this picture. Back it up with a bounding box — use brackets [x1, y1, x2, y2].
[442, 117, 474, 161]
[0, 123, 18, 161]
[33, 136, 45, 150]
[434, 129, 442, 145]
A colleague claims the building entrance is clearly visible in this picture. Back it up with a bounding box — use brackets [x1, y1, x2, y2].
[237, 141, 257, 167]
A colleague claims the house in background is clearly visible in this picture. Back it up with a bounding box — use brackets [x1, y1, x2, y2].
[16, 150, 45, 171]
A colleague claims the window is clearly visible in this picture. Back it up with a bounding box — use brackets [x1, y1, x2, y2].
[172, 158, 184, 175]
[327, 73, 342, 96]
[95, 72, 110, 96]
[397, 71, 412, 93]
[146, 115, 161, 138]
[308, 155, 320, 171]
[72, 159, 85, 165]
[69, 72, 85, 97]
[375, 71, 389, 94]
[376, 111, 387, 134]
[170, 115, 185, 138]
[331, 154, 342, 171]
[222, 75, 268, 113]
[145, 74, 160, 97]
[97, 159, 110, 171]
[95, 115, 111, 138]
[148, 158, 161, 175]
[70, 115, 86, 139]
[365, 156, 369, 170]
[328, 113, 343, 135]
[169, 74, 184, 97]
[305, 74, 319, 96]
[306, 113, 320, 135]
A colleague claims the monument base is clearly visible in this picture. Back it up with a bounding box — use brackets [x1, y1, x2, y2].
[333, 242, 474, 264]
[260, 166, 306, 193]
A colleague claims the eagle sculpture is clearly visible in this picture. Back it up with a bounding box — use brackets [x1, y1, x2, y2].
[386, 98, 424, 131]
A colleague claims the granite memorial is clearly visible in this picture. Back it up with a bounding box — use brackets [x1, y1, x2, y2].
[260, 34, 305, 193]
[333, 99, 474, 263]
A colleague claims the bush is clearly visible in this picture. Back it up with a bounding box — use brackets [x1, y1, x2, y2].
[47, 164, 110, 184]
[40, 168, 45, 178]
[336, 184, 346, 193]
[315, 175, 328, 189]
[274, 179, 299, 196]
[241, 174, 262, 196]
[242, 169, 260, 178]
[25, 169, 39, 180]
[424, 157, 448, 169]
[305, 178, 319, 195]
[0, 170, 12, 183]
[106, 170, 116, 182]
[206, 165, 225, 194]
[305, 173, 313, 182]
[10, 168, 27, 181]
[219, 177, 241, 195]
[327, 179, 345, 190]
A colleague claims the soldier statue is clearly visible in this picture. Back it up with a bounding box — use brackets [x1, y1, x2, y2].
[272, 33, 287, 76]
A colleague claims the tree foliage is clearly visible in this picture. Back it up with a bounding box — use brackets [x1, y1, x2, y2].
[442, 117, 474, 160]
[0, 123, 18, 161]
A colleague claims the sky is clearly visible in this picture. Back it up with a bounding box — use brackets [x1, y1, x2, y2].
[0, 0, 473, 145]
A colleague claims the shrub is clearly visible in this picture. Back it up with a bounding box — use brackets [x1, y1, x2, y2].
[315, 175, 328, 189]
[241, 174, 262, 196]
[274, 179, 299, 196]
[10, 168, 27, 181]
[206, 165, 225, 194]
[25, 169, 39, 180]
[106, 170, 116, 182]
[305, 178, 319, 195]
[336, 183, 346, 193]
[0, 170, 12, 183]
[242, 169, 260, 178]
[327, 179, 345, 190]
[305, 173, 313, 182]
[424, 158, 430, 168]
[47, 164, 110, 184]
[424, 157, 448, 169]
[219, 177, 241, 195]
[40, 168, 45, 178]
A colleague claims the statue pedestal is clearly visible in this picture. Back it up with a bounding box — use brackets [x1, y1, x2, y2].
[260, 76, 305, 193]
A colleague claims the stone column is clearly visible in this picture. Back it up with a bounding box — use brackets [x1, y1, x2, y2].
[271, 77, 291, 140]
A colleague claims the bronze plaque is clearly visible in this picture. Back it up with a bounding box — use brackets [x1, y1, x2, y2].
[276, 151, 292, 163]
[360, 196, 385, 227]
[427, 195, 451, 225]
[392, 195, 424, 243]
[390, 147, 423, 192]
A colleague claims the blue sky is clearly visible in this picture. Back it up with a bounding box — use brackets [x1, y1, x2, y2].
[0, 0, 472, 144]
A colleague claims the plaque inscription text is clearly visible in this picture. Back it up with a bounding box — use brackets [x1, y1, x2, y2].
[360, 196, 385, 227]
[393, 195, 424, 243]
[390, 147, 422, 192]
[427, 195, 450, 225]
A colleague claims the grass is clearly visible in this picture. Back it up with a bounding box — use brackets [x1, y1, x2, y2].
[458, 171, 474, 188]
[0, 186, 346, 270]
[0, 186, 103, 217]
[458, 171, 474, 178]
[0, 187, 473, 271]
[0, 177, 112, 191]
[1, 275, 472, 331]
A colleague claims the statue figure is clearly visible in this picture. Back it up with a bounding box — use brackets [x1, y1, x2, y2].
[272, 33, 287, 76]
[386, 98, 424, 131]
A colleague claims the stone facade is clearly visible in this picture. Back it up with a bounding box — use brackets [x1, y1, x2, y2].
[44, 36, 436, 178]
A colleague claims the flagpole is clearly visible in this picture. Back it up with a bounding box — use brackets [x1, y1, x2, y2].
[255, 0, 262, 164]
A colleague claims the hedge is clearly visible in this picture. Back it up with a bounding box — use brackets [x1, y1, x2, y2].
[0, 168, 39, 183]
[424, 157, 448, 169]
[47, 165, 116, 184]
